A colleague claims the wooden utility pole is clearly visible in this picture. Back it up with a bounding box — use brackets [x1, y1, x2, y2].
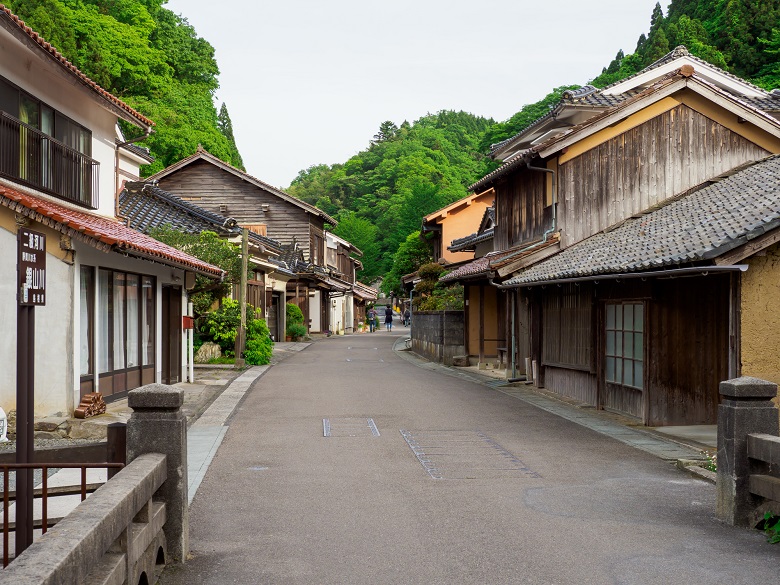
[235, 228, 248, 366]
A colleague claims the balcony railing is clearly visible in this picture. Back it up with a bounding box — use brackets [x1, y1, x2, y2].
[0, 111, 99, 209]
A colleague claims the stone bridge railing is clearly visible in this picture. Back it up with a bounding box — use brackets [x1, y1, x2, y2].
[2, 384, 188, 584]
[717, 377, 780, 526]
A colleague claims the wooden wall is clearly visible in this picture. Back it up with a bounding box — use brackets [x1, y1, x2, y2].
[156, 160, 320, 257]
[558, 104, 770, 248]
[645, 276, 730, 426]
[531, 275, 729, 426]
[494, 170, 548, 250]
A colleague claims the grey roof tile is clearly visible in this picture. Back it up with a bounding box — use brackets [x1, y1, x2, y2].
[504, 155, 780, 285]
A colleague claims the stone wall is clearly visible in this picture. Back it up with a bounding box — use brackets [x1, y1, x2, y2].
[411, 311, 465, 366]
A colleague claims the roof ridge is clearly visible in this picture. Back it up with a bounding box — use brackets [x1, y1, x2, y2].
[148, 147, 338, 225]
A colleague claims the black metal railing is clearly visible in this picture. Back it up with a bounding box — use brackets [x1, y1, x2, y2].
[0, 111, 99, 209]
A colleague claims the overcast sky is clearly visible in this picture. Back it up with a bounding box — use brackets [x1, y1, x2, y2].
[164, 0, 660, 188]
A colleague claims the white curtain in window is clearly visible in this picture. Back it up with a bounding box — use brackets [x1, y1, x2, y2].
[79, 267, 91, 376]
[113, 272, 126, 370]
[126, 274, 139, 368]
[98, 269, 110, 374]
[142, 276, 154, 366]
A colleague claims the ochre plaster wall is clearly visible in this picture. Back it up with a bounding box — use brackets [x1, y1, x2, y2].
[741, 243, 780, 409]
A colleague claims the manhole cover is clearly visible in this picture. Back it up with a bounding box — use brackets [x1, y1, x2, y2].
[401, 430, 540, 480]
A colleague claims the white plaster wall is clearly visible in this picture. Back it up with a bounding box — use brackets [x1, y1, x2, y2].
[309, 290, 321, 333]
[0, 27, 147, 218]
[0, 225, 73, 416]
[330, 295, 345, 335]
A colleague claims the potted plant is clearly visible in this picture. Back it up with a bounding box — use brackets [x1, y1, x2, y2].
[285, 302, 306, 341]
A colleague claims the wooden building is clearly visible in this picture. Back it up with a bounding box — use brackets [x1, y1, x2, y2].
[452, 47, 780, 426]
[147, 147, 345, 334]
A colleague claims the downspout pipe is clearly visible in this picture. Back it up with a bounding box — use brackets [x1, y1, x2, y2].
[485, 158, 558, 272]
[115, 127, 153, 218]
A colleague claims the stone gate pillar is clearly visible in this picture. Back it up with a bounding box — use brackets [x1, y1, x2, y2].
[717, 376, 779, 526]
[127, 384, 189, 562]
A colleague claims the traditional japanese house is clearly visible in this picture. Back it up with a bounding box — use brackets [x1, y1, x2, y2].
[0, 6, 223, 416]
[118, 181, 296, 341]
[459, 48, 780, 425]
[147, 147, 342, 334]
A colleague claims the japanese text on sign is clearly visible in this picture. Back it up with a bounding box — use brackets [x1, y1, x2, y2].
[18, 229, 46, 306]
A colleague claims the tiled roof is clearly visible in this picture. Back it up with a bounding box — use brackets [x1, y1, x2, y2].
[0, 6, 153, 129]
[448, 228, 494, 252]
[601, 45, 769, 96]
[503, 155, 780, 286]
[439, 248, 516, 283]
[472, 69, 780, 193]
[119, 182, 282, 253]
[0, 182, 223, 277]
[148, 147, 338, 225]
[353, 281, 378, 300]
[117, 141, 155, 162]
[489, 46, 778, 161]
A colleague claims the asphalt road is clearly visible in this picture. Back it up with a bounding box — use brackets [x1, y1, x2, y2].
[160, 331, 778, 584]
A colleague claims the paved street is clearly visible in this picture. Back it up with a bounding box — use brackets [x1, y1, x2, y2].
[161, 331, 777, 584]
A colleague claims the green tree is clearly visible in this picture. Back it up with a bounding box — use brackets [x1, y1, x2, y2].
[331, 211, 382, 281]
[217, 102, 245, 170]
[148, 227, 253, 315]
[381, 231, 432, 297]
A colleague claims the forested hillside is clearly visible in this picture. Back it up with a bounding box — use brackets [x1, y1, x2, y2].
[8, 1, 780, 292]
[5, 0, 244, 174]
[287, 111, 497, 282]
[304, 0, 780, 293]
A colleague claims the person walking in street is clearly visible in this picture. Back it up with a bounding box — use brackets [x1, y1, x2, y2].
[403, 308, 410, 327]
[384, 304, 393, 331]
[367, 306, 376, 332]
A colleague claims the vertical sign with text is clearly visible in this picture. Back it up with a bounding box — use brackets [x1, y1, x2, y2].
[18, 228, 46, 306]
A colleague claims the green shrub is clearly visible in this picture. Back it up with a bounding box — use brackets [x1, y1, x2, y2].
[286, 302, 304, 324]
[201, 299, 274, 364]
[245, 316, 273, 365]
[201, 299, 243, 353]
[286, 302, 306, 338]
[287, 322, 307, 340]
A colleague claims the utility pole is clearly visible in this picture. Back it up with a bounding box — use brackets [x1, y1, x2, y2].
[235, 228, 248, 366]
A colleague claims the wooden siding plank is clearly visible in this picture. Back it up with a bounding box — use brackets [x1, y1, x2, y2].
[557, 104, 770, 249]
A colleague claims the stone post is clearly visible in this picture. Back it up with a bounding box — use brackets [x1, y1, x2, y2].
[717, 376, 779, 526]
[127, 384, 189, 562]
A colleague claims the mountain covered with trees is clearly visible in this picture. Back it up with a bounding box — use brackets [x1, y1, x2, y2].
[7, 1, 780, 293]
[5, 0, 244, 174]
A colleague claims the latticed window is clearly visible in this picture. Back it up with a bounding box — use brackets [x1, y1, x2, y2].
[605, 303, 644, 389]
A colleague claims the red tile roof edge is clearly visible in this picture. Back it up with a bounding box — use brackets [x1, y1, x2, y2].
[0, 5, 154, 129]
[0, 184, 223, 277]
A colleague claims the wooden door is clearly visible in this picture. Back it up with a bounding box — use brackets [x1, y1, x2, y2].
[161, 285, 182, 384]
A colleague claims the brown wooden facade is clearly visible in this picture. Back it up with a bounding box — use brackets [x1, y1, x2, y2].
[516, 276, 731, 426]
[473, 75, 780, 426]
[153, 159, 327, 263]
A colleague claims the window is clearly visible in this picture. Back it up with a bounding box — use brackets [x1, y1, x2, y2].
[79, 266, 94, 377]
[605, 303, 644, 389]
[0, 74, 96, 207]
[93, 268, 155, 398]
[542, 284, 592, 369]
[245, 224, 267, 237]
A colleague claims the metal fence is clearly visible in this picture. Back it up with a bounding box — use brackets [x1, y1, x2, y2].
[0, 111, 99, 209]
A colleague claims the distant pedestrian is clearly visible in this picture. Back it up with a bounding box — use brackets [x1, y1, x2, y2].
[367, 307, 376, 333]
[403, 308, 410, 326]
[385, 304, 393, 331]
